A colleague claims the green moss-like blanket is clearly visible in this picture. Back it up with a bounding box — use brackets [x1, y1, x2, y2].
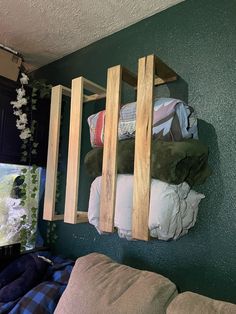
[84, 139, 211, 186]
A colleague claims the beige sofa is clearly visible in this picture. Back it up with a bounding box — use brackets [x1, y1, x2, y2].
[55, 253, 236, 314]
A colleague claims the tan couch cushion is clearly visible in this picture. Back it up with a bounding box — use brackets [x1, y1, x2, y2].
[167, 291, 236, 314]
[55, 253, 178, 314]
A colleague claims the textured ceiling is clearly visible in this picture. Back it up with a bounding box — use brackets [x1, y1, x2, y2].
[0, 0, 183, 71]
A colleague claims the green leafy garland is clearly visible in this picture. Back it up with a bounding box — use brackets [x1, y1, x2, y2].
[30, 80, 58, 247]
[18, 165, 39, 250]
[11, 74, 58, 250]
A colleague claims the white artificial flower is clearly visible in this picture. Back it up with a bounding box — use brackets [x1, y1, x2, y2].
[16, 88, 26, 100]
[11, 98, 27, 109]
[11, 100, 21, 108]
[10, 73, 32, 142]
[19, 128, 31, 140]
[16, 119, 25, 130]
[18, 98, 27, 106]
[12, 102, 21, 109]
[19, 113, 28, 124]
[13, 109, 22, 116]
[20, 73, 29, 85]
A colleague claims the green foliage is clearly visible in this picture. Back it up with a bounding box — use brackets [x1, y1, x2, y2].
[46, 222, 58, 246]
[10, 76, 53, 251]
[17, 78, 52, 251]
[18, 166, 40, 251]
[29, 79, 52, 100]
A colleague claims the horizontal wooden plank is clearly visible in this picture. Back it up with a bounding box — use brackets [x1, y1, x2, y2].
[83, 92, 106, 103]
[55, 211, 88, 223]
[122, 67, 137, 87]
[77, 211, 88, 223]
[61, 84, 106, 103]
[154, 55, 177, 81]
[52, 214, 64, 221]
[154, 75, 177, 86]
[83, 78, 106, 94]
[61, 85, 71, 97]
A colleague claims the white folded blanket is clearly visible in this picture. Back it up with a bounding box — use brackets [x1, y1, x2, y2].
[88, 175, 205, 240]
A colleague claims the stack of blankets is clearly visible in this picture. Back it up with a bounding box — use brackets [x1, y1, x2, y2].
[85, 98, 211, 240]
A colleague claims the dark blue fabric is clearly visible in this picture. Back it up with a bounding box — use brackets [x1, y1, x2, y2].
[8, 281, 66, 314]
[0, 253, 49, 302]
[0, 253, 74, 313]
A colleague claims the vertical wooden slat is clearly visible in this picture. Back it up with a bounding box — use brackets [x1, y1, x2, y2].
[43, 85, 62, 221]
[99, 65, 122, 232]
[132, 55, 155, 241]
[64, 77, 84, 223]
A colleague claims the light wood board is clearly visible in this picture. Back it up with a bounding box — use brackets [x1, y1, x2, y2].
[132, 55, 155, 241]
[99, 65, 122, 232]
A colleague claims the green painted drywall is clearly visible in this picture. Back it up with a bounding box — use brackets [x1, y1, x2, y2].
[36, 0, 236, 303]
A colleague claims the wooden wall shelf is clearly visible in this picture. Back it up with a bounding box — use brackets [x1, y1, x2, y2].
[43, 54, 178, 240]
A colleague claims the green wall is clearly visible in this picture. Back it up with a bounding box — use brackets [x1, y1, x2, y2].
[36, 0, 236, 303]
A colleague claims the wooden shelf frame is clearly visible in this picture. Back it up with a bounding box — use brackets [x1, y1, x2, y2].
[43, 85, 68, 222]
[43, 79, 106, 223]
[64, 77, 106, 223]
[99, 54, 177, 240]
[133, 55, 177, 240]
[43, 54, 177, 241]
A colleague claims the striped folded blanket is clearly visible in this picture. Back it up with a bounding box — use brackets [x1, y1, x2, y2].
[87, 98, 198, 148]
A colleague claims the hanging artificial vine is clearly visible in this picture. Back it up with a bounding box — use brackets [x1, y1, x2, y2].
[46, 222, 58, 246]
[18, 164, 39, 249]
[30, 80, 58, 246]
[10, 73, 31, 141]
[10, 73, 53, 250]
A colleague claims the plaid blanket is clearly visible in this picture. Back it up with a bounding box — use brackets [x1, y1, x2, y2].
[0, 254, 73, 314]
[87, 98, 198, 147]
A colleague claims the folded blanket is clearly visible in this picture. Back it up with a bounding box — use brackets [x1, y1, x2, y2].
[87, 98, 198, 147]
[84, 139, 211, 186]
[88, 175, 205, 240]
